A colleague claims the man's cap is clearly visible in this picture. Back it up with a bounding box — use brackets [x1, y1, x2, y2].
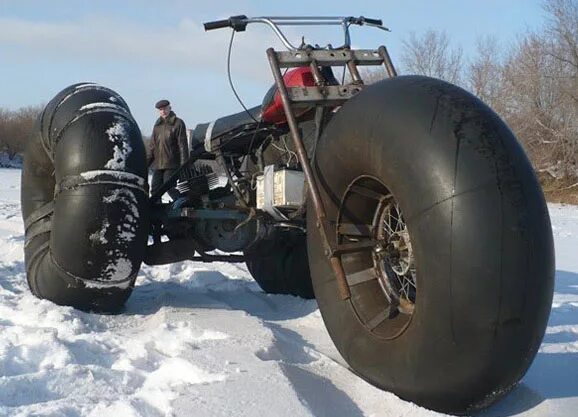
[155, 99, 170, 109]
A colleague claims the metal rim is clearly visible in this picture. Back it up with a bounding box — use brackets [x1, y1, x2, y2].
[336, 175, 416, 339]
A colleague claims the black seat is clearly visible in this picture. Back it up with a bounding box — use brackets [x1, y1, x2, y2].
[191, 106, 262, 152]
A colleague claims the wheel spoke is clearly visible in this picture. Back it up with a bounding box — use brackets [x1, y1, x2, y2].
[383, 212, 396, 235]
[395, 273, 416, 302]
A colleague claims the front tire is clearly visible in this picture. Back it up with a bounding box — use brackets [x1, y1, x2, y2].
[307, 76, 554, 414]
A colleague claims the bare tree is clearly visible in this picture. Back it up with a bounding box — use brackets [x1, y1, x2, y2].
[396, 3, 577, 188]
[400, 30, 464, 84]
[544, 0, 578, 75]
[361, 68, 387, 84]
[0, 105, 43, 158]
[499, 13, 577, 179]
[537, 0, 578, 178]
[467, 36, 506, 113]
[500, 35, 563, 172]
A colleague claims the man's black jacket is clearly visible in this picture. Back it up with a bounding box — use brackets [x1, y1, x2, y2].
[147, 111, 189, 169]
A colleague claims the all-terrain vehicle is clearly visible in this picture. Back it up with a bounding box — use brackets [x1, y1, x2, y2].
[21, 16, 554, 414]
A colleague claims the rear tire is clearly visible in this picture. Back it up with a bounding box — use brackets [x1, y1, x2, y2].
[307, 76, 554, 414]
[245, 231, 314, 299]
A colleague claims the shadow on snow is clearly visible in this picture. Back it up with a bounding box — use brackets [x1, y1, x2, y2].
[125, 269, 318, 321]
[479, 270, 578, 416]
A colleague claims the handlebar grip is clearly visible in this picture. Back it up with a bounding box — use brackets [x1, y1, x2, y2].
[362, 17, 383, 26]
[204, 19, 231, 31]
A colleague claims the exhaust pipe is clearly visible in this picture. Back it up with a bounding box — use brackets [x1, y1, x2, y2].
[21, 83, 149, 312]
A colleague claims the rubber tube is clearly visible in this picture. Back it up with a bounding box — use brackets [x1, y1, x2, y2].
[21, 83, 149, 312]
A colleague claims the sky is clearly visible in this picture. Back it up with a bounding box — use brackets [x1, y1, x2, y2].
[0, 0, 546, 135]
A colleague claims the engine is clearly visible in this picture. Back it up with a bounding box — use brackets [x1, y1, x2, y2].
[167, 163, 260, 253]
[176, 163, 219, 202]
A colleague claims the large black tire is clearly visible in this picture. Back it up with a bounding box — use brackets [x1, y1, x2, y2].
[21, 83, 149, 312]
[307, 76, 554, 414]
[245, 231, 314, 299]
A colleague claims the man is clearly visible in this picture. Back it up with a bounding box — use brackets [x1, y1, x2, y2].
[148, 99, 189, 200]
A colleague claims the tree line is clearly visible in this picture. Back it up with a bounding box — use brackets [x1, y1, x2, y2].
[0, 105, 43, 159]
[397, 0, 578, 185]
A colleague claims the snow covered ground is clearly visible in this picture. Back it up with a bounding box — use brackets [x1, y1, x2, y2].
[0, 166, 577, 417]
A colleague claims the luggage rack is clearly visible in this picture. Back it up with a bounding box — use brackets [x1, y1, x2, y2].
[276, 47, 397, 106]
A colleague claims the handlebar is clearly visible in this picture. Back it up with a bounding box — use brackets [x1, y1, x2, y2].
[204, 15, 248, 32]
[357, 17, 383, 26]
[202, 15, 389, 50]
[204, 19, 230, 31]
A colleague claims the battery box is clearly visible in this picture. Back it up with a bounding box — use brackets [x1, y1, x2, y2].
[256, 166, 305, 212]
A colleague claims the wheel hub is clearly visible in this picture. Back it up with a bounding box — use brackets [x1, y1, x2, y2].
[373, 197, 416, 314]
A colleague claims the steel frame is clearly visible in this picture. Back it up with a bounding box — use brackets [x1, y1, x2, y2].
[266, 45, 397, 300]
